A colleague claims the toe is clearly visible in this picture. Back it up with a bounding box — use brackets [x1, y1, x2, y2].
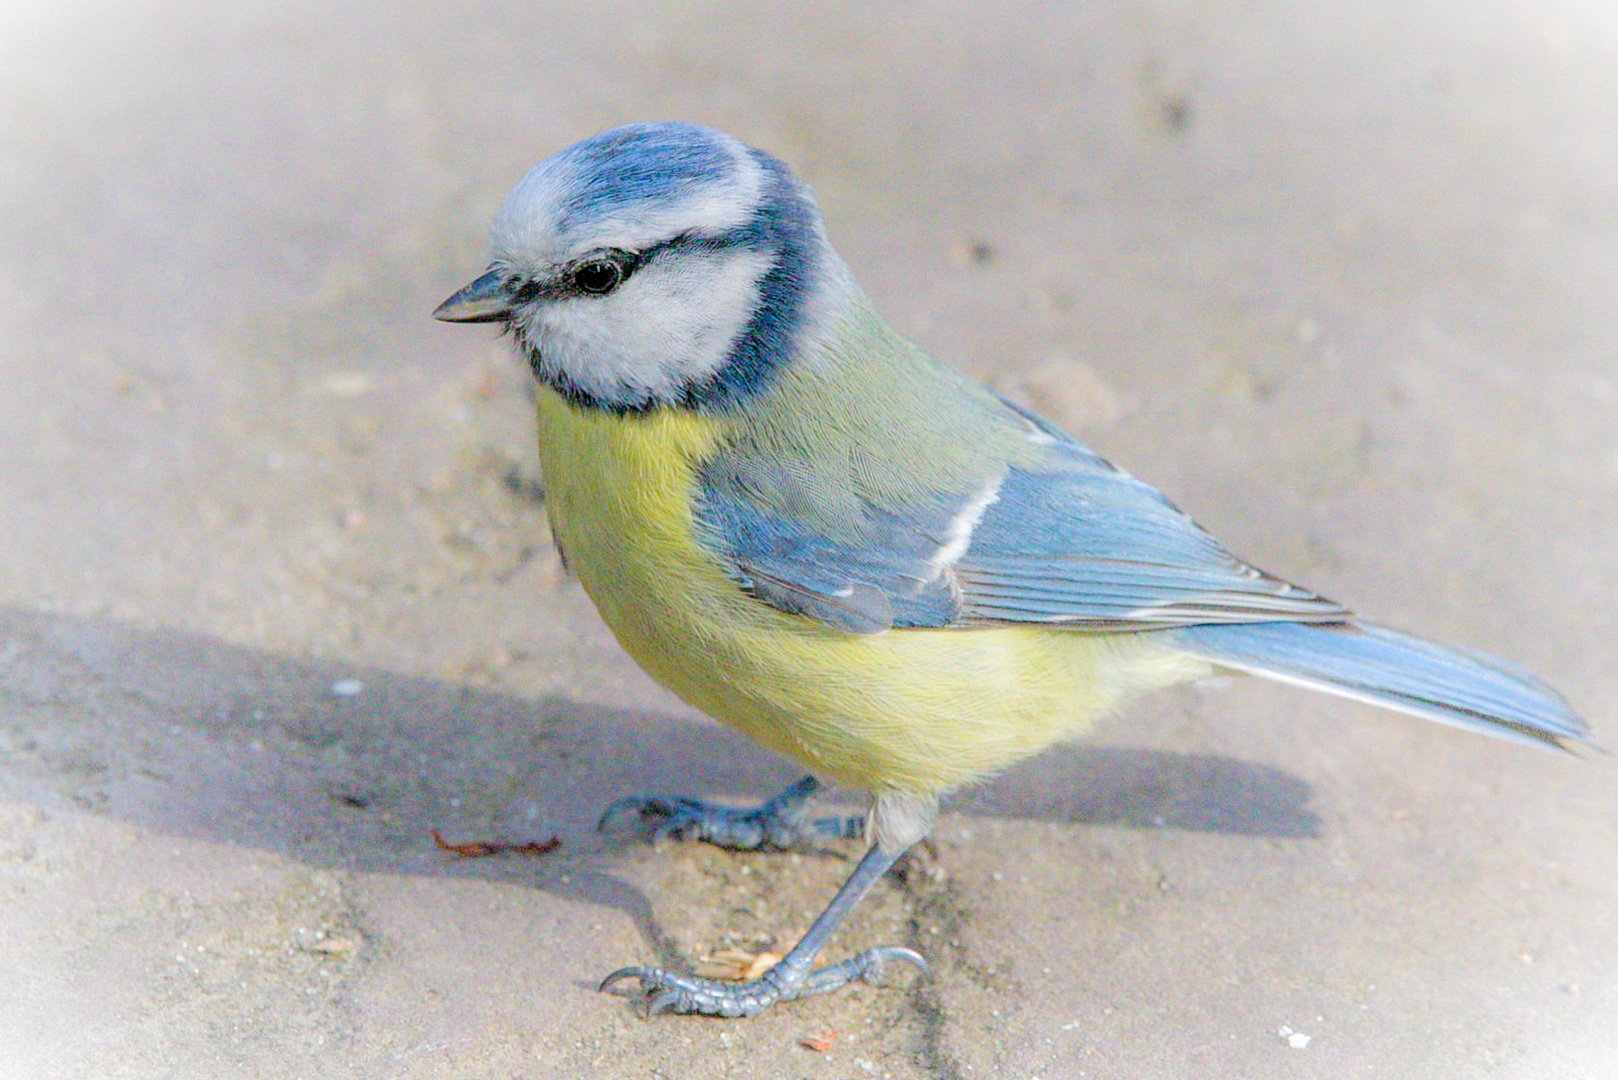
[647, 989, 686, 1016]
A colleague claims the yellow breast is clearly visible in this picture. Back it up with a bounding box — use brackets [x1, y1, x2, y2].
[533, 389, 1206, 793]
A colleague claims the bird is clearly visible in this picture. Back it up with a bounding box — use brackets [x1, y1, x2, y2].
[434, 122, 1589, 1018]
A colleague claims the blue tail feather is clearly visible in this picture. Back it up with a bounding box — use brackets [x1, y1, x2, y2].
[1174, 621, 1590, 751]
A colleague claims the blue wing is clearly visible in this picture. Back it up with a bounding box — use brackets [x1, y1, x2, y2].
[692, 397, 1589, 752]
[693, 401, 1347, 635]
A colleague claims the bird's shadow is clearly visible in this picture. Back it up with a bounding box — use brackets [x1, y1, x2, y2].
[0, 605, 1317, 969]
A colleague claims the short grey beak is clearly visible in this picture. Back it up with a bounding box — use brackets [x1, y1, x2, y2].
[433, 268, 512, 323]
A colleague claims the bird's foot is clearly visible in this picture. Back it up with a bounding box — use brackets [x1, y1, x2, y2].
[598, 776, 862, 851]
[599, 946, 927, 1017]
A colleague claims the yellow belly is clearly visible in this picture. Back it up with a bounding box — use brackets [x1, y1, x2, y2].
[534, 390, 1207, 793]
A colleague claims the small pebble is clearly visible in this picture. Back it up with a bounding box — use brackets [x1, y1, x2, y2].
[331, 678, 364, 697]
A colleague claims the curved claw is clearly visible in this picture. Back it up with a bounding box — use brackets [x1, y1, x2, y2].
[870, 945, 930, 977]
[598, 796, 679, 832]
[596, 798, 637, 832]
[598, 965, 650, 994]
[598, 795, 717, 844]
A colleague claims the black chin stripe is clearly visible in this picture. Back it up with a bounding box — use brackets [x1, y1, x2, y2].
[539, 365, 660, 415]
[516, 332, 660, 416]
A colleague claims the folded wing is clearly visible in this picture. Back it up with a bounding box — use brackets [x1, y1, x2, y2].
[694, 406, 1348, 634]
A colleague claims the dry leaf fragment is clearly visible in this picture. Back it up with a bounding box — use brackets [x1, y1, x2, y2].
[305, 935, 361, 955]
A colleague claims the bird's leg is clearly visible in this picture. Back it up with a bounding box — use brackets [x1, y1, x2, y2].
[600, 841, 926, 1017]
[598, 775, 864, 851]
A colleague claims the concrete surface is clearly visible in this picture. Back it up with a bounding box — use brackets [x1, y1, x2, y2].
[2, 1, 1615, 1077]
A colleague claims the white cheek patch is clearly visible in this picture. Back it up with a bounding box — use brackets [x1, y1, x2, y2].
[521, 248, 774, 404]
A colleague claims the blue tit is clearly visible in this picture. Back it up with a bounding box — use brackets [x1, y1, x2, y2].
[435, 122, 1589, 1018]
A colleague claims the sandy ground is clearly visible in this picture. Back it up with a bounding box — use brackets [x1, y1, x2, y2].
[3, 1, 1616, 1077]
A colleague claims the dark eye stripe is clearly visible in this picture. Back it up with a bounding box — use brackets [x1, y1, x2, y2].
[506, 232, 753, 310]
[647, 232, 744, 259]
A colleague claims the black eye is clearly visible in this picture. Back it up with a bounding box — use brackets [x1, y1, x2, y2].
[572, 258, 625, 295]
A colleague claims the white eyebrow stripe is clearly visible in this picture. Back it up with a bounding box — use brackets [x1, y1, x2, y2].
[924, 473, 1004, 582]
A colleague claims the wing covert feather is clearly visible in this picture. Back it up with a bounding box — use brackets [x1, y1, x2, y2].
[693, 404, 1347, 633]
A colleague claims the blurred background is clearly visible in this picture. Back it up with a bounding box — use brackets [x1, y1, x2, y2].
[1, 2, 1614, 1078]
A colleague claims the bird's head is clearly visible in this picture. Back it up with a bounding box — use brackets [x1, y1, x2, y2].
[435, 122, 853, 413]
